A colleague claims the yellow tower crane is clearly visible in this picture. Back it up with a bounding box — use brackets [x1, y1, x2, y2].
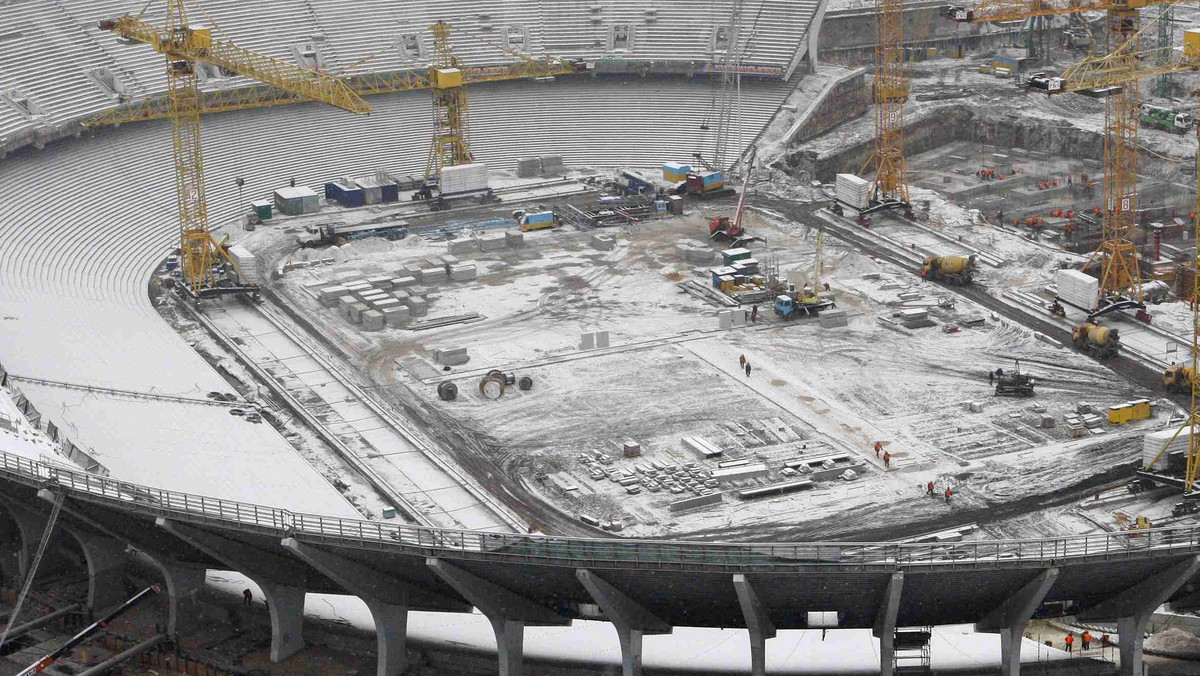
[863, 0, 910, 209]
[425, 22, 473, 184]
[954, 0, 1189, 307]
[94, 2, 370, 296]
[1052, 12, 1200, 493]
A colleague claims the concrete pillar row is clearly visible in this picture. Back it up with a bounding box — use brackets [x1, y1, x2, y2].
[576, 569, 671, 676]
[732, 574, 776, 676]
[157, 518, 308, 663]
[1078, 555, 1200, 676]
[873, 572, 904, 676]
[975, 568, 1058, 676]
[427, 557, 571, 676]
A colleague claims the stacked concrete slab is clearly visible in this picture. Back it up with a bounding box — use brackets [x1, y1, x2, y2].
[450, 264, 477, 281]
[592, 234, 616, 251]
[434, 346, 469, 366]
[448, 238, 476, 255]
[479, 234, 506, 252]
[505, 231, 525, 248]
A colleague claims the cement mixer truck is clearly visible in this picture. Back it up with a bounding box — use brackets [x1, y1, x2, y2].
[920, 254, 978, 286]
[1072, 321, 1119, 360]
[1163, 363, 1196, 393]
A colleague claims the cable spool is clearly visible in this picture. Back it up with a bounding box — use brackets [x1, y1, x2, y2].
[479, 376, 505, 400]
[518, 376, 533, 391]
[437, 381, 458, 401]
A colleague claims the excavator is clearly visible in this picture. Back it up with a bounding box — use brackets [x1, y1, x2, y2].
[1163, 362, 1195, 394]
[708, 147, 764, 247]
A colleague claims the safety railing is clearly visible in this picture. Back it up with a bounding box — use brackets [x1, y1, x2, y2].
[3, 448, 1200, 571]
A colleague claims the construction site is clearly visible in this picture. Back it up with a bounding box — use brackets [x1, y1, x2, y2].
[11, 0, 1200, 674]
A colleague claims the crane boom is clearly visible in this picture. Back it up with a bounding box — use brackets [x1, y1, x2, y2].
[100, 15, 370, 115]
[15, 585, 159, 675]
[731, 146, 757, 233]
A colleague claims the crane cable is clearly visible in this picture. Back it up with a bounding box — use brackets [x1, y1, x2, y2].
[0, 492, 66, 653]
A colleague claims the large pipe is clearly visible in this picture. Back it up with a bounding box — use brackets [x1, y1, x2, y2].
[3, 603, 81, 642]
[77, 634, 165, 676]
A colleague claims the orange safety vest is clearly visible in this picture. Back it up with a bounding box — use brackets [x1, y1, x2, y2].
[1065, 635, 1074, 645]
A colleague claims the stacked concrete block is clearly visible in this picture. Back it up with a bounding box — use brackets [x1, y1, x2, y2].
[403, 262, 424, 277]
[392, 276, 416, 289]
[592, 234, 616, 251]
[383, 306, 410, 327]
[479, 234, 506, 252]
[320, 285, 349, 307]
[730, 308, 747, 326]
[819, 310, 848, 328]
[408, 297, 429, 317]
[373, 298, 403, 311]
[505, 231, 525, 248]
[368, 276, 394, 291]
[718, 310, 733, 329]
[362, 310, 384, 331]
[359, 289, 388, 303]
[595, 330, 610, 348]
[419, 267, 448, 284]
[338, 295, 358, 319]
[580, 333, 595, 350]
[439, 255, 460, 272]
[449, 263, 477, 281]
[349, 303, 369, 324]
[434, 346, 469, 366]
[448, 237, 476, 255]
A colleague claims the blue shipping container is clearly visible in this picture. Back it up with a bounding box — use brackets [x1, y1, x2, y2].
[663, 162, 692, 174]
[380, 183, 399, 203]
[702, 171, 724, 185]
[339, 186, 364, 208]
[324, 182, 337, 199]
[525, 211, 555, 224]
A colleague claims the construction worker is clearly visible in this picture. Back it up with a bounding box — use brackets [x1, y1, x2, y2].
[289, 177, 297, 188]
[824, 282, 831, 292]
[883, 452, 891, 469]
[989, 370, 994, 385]
[1082, 630, 1092, 651]
[745, 362, 752, 377]
[1065, 633, 1074, 654]
[751, 305, 759, 323]
[1067, 174, 1073, 186]
[740, 354, 746, 369]
[945, 487, 952, 504]
[927, 481, 935, 495]
[1100, 633, 1111, 647]
[874, 441, 882, 458]
[243, 588, 253, 607]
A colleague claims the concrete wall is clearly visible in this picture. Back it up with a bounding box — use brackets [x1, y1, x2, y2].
[789, 70, 871, 146]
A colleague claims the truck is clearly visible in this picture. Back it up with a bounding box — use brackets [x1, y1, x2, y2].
[1163, 363, 1195, 393]
[1140, 105, 1194, 135]
[920, 254, 978, 286]
[299, 220, 410, 248]
[774, 288, 834, 320]
[679, 170, 736, 200]
[513, 209, 557, 232]
[1072, 321, 1119, 359]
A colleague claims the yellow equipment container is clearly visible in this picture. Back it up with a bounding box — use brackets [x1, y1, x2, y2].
[432, 67, 463, 89]
[1128, 398, 1151, 422]
[1186, 30, 1200, 59]
[926, 47, 939, 58]
[187, 26, 212, 51]
[1108, 404, 1133, 425]
[664, 171, 687, 183]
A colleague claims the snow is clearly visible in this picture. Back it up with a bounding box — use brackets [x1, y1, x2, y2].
[208, 571, 1073, 674]
[1147, 627, 1200, 655]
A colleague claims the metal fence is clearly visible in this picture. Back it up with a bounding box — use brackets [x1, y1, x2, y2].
[3, 448, 1199, 572]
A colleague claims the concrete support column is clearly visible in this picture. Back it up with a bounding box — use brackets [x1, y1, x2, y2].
[1079, 555, 1200, 676]
[427, 558, 571, 676]
[5, 504, 53, 581]
[733, 574, 776, 676]
[158, 519, 309, 662]
[283, 538, 469, 676]
[873, 572, 904, 676]
[975, 568, 1058, 676]
[66, 528, 127, 612]
[143, 555, 206, 636]
[577, 569, 671, 676]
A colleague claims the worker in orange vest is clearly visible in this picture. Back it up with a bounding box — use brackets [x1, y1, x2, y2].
[1064, 633, 1074, 654]
[1081, 630, 1092, 651]
[883, 451, 891, 468]
[945, 487, 952, 504]
[874, 441, 882, 457]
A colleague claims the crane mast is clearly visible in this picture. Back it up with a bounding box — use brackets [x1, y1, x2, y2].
[867, 0, 909, 206]
[425, 22, 474, 184]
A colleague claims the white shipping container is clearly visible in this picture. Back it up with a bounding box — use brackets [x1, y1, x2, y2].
[441, 163, 489, 195]
[835, 173, 870, 209]
[227, 244, 258, 283]
[1143, 427, 1193, 469]
[1055, 269, 1098, 309]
